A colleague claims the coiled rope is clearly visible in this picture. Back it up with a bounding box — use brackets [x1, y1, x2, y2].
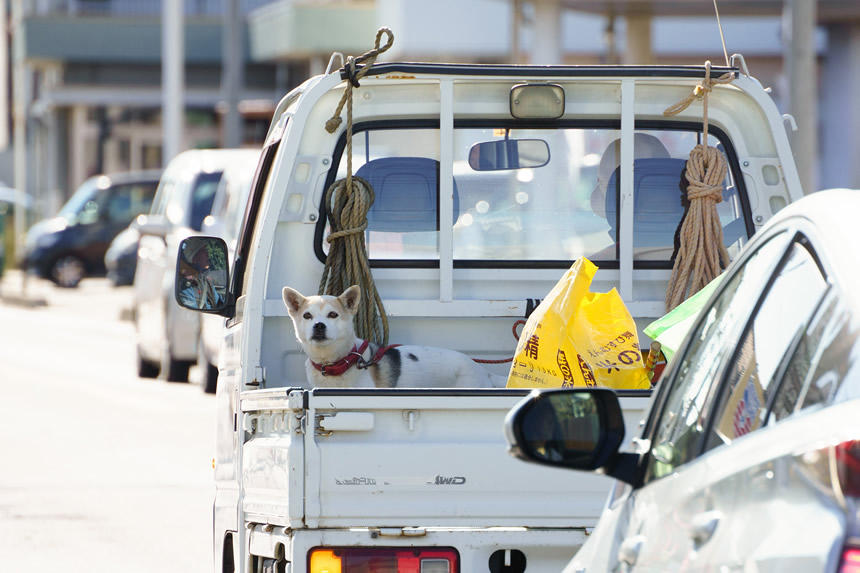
[663, 61, 734, 310]
[319, 28, 394, 345]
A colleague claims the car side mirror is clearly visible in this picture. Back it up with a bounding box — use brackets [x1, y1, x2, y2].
[174, 236, 231, 316]
[468, 139, 550, 171]
[505, 388, 634, 482]
[135, 214, 169, 238]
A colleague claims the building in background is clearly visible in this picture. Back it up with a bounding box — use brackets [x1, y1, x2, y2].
[3, 0, 860, 223]
[7, 0, 308, 217]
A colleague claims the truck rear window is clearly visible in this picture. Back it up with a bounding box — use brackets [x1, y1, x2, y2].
[321, 124, 748, 267]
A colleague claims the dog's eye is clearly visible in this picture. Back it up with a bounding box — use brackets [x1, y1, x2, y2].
[327, 311, 339, 319]
[302, 312, 312, 320]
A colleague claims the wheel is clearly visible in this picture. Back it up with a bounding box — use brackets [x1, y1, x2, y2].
[50, 255, 85, 288]
[137, 347, 160, 378]
[163, 354, 192, 382]
[203, 360, 218, 394]
[162, 313, 194, 383]
[199, 341, 219, 393]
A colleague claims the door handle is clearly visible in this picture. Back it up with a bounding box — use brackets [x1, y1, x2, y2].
[618, 534, 646, 567]
[690, 510, 722, 546]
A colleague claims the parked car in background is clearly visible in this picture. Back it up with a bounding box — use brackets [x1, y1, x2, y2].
[104, 222, 141, 287]
[133, 148, 259, 382]
[197, 158, 256, 393]
[22, 170, 160, 287]
[506, 188, 860, 572]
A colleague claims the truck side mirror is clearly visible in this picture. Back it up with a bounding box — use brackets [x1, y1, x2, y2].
[136, 214, 170, 238]
[175, 236, 231, 315]
[504, 388, 627, 475]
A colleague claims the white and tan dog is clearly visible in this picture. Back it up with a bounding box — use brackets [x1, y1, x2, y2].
[283, 285, 505, 388]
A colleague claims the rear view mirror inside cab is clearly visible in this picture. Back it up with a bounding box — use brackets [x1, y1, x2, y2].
[468, 138, 550, 171]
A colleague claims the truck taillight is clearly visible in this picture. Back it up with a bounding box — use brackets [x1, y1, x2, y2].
[839, 543, 860, 573]
[835, 440, 860, 498]
[309, 547, 458, 573]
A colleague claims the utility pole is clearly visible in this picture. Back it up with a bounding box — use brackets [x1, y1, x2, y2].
[784, 0, 817, 194]
[162, 0, 184, 166]
[221, 0, 243, 148]
[0, 0, 9, 151]
[531, 0, 562, 64]
[11, 0, 28, 263]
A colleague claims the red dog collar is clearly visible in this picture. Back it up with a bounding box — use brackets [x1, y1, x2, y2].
[311, 340, 370, 377]
[310, 340, 401, 376]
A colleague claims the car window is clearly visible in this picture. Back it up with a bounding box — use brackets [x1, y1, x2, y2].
[149, 178, 174, 216]
[327, 126, 747, 265]
[234, 138, 282, 301]
[768, 292, 840, 421]
[800, 294, 860, 409]
[58, 177, 100, 220]
[644, 233, 790, 482]
[189, 171, 224, 231]
[106, 182, 158, 224]
[704, 241, 827, 450]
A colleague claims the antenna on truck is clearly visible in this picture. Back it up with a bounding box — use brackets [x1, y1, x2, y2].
[713, 0, 730, 67]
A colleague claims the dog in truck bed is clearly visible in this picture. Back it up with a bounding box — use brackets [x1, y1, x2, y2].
[282, 285, 505, 389]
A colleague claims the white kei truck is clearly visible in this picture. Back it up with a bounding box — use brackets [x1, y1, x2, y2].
[176, 52, 805, 573]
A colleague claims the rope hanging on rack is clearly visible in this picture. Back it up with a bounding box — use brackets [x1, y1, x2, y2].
[319, 28, 394, 346]
[663, 61, 734, 311]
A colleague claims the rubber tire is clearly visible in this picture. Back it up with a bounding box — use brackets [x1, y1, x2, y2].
[137, 348, 160, 379]
[203, 360, 218, 394]
[50, 255, 85, 288]
[163, 355, 192, 382]
[222, 534, 235, 573]
[162, 315, 193, 383]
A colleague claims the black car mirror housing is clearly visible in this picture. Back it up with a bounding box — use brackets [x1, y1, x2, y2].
[505, 388, 639, 484]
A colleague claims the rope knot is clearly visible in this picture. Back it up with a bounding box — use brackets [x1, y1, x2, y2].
[686, 181, 723, 202]
[692, 82, 711, 99]
[326, 221, 368, 242]
[324, 27, 395, 136]
[325, 116, 343, 134]
[663, 61, 733, 119]
[344, 57, 362, 88]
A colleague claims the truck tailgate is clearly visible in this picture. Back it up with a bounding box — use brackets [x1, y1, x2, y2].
[241, 388, 650, 529]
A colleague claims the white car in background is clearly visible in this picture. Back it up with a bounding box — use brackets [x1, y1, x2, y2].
[197, 159, 256, 393]
[133, 148, 260, 382]
[506, 188, 860, 572]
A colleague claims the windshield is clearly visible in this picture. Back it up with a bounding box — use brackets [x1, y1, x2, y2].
[326, 125, 748, 265]
[189, 171, 224, 231]
[58, 177, 106, 223]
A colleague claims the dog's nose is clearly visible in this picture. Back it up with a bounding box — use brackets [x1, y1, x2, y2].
[311, 322, 327, 340]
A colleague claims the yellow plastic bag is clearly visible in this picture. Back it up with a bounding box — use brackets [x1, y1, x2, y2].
[506, 258, 650, 390]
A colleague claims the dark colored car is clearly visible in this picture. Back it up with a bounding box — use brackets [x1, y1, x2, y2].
[23, 170, 160, 287]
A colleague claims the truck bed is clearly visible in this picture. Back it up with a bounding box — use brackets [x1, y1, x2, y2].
[240, 388, 651, 529]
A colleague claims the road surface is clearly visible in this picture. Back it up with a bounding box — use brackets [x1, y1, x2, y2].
[0, 273, 216, 572]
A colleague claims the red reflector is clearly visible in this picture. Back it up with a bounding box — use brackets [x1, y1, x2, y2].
[309, 547, 458, 573]
[836, 440, 860, 498]
[839, 546, 860, 573]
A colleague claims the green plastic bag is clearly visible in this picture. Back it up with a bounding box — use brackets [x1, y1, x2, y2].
[644, 273, 725, 363]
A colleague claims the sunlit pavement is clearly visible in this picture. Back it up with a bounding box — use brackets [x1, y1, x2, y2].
[0, 271, 215, 572]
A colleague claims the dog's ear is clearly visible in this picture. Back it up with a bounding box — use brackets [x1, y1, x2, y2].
[282, 287, 306, 315]
[339, 285, 361, 314]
